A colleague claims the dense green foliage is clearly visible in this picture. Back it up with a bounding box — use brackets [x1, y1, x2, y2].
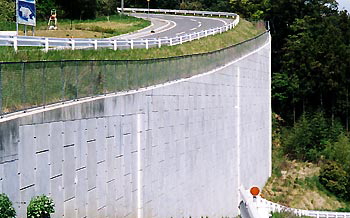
[0, 0, 118, 22]
[276, 111, 350, 201]
[319, 161, 349, 200]
[282, 112, 343, 161]
[274, 11, 350, 125]
[38, 0, 119, 20]
[0, 193, 16, 218]
[27, 195, 55, 218]
[0, 0, 15, 22]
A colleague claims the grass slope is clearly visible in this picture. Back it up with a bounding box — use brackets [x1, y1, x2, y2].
[262, 146, 350, 211]
[0, 19, 265, 62]
[1, 15, 150, 38]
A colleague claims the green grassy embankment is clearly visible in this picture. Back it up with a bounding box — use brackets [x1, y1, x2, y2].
[0, 19, 265, 113]
[0, 19, 265, 62]
[0, 14, 150, 38]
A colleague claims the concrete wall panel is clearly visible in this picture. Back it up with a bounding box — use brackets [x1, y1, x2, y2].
[96, 118, 107, 163]
[87, 141, 97, 190]
[87, 188, 97, 218]
[18, 125, 35, 189]
[63, 145, 75, 201]
[96, 161, 107, 210]
[50, 175, 63, 218]
[3, 161, 19, 212]
[75, 119, 87, 170]
[19, 183, 35, 215]
[49, 122, 63, 178]
[64, 197, 76, 218]
[35, 123, 50, 152]
[75, 168, 88, 218]
[35, 151, 50, 195]
[0, 37, 271, 217]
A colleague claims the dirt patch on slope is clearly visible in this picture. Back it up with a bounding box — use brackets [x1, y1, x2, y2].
[262, 160, 345, 210]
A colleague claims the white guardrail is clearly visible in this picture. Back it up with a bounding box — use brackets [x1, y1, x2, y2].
[240, 188, 350, 218]
[0, 8, 239, 52]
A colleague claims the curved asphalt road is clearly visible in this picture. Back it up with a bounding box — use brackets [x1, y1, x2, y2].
[114, 13, 233, 39]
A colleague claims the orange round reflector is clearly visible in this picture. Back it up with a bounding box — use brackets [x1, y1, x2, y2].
[250, 186, 260, 196]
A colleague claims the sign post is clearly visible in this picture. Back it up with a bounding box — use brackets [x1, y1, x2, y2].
[147, 0, 150, 20]
[16, 0, 19, 35]
[16, 0, 36, 35]
[121, 0, 124, 14]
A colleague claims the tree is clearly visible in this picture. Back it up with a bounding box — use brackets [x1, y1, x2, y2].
[324, 133, 350, 173]
[229, 0, 270, 19]
[283, 112, 342, 161]
[180, 1, 204, 10]
[269, 0, 350, 125]
[97, 0, 118, 16]
[319, 161, 349, 200]
[59, 0, 98, 19]
[0, 0, 15, 22]
[36, 0, 60, 20]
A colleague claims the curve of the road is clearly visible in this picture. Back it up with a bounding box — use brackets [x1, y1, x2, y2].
[0, 12, 236, 50]
[113, 13, 233, 39]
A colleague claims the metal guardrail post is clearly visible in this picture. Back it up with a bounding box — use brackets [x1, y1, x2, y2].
[113, 40, 117, 51]
[152, 60, 155, 85]
[145, 60, 149, 87]
[21, 62, 26, 105]
[167, 58, 170, 82]
[71, 39, 75, 50]
[114, 60, 117, 92]
[94, 40, 98, 50]
[75, 60, 79, 99]
[61, 61, 65, 101]
[45, 38, 49, 52]
[130, 40, 134, 49]
[42, 62, 46, 107]
[136, 61, 139, 89]
[126, 61, 129, 90]
[13, 36, 18, 53]
[103, 61, 107, 94]
[90, 60, 94, 95]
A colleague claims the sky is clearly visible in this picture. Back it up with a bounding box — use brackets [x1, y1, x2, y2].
[337, 0, 350, 11]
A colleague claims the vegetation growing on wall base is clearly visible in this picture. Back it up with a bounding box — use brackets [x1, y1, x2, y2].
[27, 195, 55, 218]
[0, 193, 16, 218]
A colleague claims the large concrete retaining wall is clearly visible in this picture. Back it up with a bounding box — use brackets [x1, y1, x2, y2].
[0, 36, 271, 218]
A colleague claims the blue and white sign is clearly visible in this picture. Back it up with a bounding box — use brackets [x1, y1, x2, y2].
[17, 0, 36, 26]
